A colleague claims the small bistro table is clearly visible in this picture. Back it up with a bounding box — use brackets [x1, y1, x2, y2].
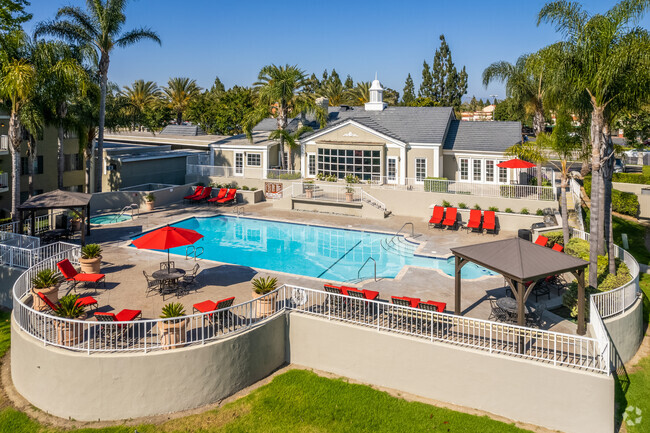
[152, 268, 186, 292]
[497, 296, 535, 322]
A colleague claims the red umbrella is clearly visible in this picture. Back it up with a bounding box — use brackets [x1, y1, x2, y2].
[497, 159, 536, 169]
[131, 225, 203, 271]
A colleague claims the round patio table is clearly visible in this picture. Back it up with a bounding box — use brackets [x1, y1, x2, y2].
[152, 268, 186, 290]
[497, 296, 534, 316]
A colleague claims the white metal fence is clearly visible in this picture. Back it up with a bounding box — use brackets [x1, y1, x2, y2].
[1, 241, 76, 269]
[291, 182, 363, 204]
[267, 169, 302, 180]
[370, 176, 557, 201]
[0, 211, 63, 236]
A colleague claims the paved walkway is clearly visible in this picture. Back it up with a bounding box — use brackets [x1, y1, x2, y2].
[67, 202, 576, 334]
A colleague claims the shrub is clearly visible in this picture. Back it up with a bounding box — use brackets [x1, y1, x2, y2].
[473, 204, 481, 210]
[442, 200, 452, 207]
[612, 190, 639, 217]
[0, 217, 12, 225]
[423, 177, 449, 193]
[488, 206, 499, 212]
[505, 208, 513, 213]
[81, 243, 102, 259]
[344, 174, 360, 184]
[252, 276, 278, 295]
[32, 269, 60, 289]
[457, 202, 467, 209]
[160, 302, 186, 318]
[612, 172, 649, 184]
[520, 208, 529, 215]
[643, 165, 650, 177]
[242, 185, 249, 190]
[55, 294, 85, 318]
[536, 209, 544, 216]
[144, 193, 155, 202]
[543, 231, 564, 247]
[250, 187, 257, 191]
[565, 238, 590, 259]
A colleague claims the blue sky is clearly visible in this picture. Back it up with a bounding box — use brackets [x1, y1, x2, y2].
[25, 0, 650, 101]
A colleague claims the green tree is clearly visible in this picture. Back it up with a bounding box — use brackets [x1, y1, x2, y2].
[402, 73, 415, 105]
[344, 74, 354, 90]
[430, 35, 467, 107]
[317, 79, 346, 106]
[329, 68, 341, 87]
[186, 85, 254, 135]
[211, 76, 225, 94]
[268, 125, 314, 172]
[163, 77, 200, 125]
[35, 0, 161, 193]
[347, 81, 370, 106]
[69, 79, 100, 193]
[244, 64, 326, 170]
[418, 60, 433, 98]
[383, 87, 400, 106]
[120, 79, 160, 130]
[539, 0, 650, 286]
[617, 106, 650, 148]
[0, 0, 31, 33]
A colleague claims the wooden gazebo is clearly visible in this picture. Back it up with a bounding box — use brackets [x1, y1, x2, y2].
[17, 189, 92, 245]
[450, 237, 589, 335]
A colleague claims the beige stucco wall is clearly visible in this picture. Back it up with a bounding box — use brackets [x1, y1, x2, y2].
[407, 148, 435, 179]
[11, 314, 287, 421]
[442, 154, 458, 180]
[287, 313, 614, 433]
[314, 124, 386, 145]
[90, 184, 195, 212]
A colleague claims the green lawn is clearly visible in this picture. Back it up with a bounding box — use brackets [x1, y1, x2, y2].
[0, 311, 530, 433]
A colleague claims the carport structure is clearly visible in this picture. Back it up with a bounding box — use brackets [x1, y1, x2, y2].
[450, 237, 589, 335]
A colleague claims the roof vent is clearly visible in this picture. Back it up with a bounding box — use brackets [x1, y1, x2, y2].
[364, 73, 387, 111]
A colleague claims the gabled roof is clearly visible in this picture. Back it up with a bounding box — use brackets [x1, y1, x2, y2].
[450, 237, 587, 282]
[18, 189, 91, 210]
[443, 120, 522, 152]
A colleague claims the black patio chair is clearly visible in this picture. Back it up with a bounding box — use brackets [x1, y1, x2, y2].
[526, 303, 546, 328]
[143, 270, 160, 297]
[488, 298, 508, 323]
[324, 285, 344, 315]
[160, 261, 175, 270]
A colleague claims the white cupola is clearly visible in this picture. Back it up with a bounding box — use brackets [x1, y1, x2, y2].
[365, 73, 387, 111]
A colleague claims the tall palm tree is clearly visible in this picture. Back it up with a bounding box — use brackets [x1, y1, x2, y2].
[317, 80, 345, 106]
[244, 64, 326, 170]
[19, 99, 45, 198]
[120, 79, 160, 130]
[162, 77, 200, 126]
[538, 0, 650, 287]
[268, 126, 314, 172]
[346, 81, 370, 106]
[35, 0, 161, 193]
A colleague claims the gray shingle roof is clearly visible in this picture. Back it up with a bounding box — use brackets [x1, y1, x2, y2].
[443, 120, 522, 152]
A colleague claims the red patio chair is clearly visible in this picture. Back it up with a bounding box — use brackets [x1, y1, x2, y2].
[95, 309, 142, 322]
[190, 186, 212, 203]
[551, 244, 564, 252]
[215, 189, 237, 205]
[192, 296, 236, 314]
[466, 209, 482, 232]
[36, 290, 97, 312]
[207, 188, 228, 204]
[428, 206, 445, 228]
[534, 235, 549, 247]
[183, 185, 204, 201]
[483, 210, 496, 234]
[442, 207, 458, 229]
[57, 259, 105, 291]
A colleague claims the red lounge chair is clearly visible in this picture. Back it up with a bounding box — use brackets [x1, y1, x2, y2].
[192, 296, 236, 314]
[37, 290, 97, 312]
[428, 206, 445, 228]
[94, 309, 142, 322]
[183, 185, 204, 201]
[552, 244, 564, 252]
[207, 188, 228, 204]
[534, 235, 549, 247]
[483, 210, 496, 234]
[361, 289, 380, 300]
[442, 207, 458, 229]
[419, 300, 446, 312]
[216, 189, 237, 205]
[190, 186, 212, 203]
[57, 259, 105, 291]
[466, 209, 482, 232]
[391, 296, 420, 308]
[324, 284, 342, 294]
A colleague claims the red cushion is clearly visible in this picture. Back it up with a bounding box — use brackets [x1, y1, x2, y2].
[73, 273, 105, 283]
[193, 300, 217, 313]
[425, 300, 446, 312]
[57, 259, 78, 280]
[340, 286, 360, 296]
[324, 284, 341, 293]
[75, 296, 97, 308]
[402, 296, 421, 308]
[115, 309, 141, 322]
[362, 289, 379, 300]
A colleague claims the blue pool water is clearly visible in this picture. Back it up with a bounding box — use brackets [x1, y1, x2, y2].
[137, 216, 497, 282]
[91, 214, 132, 225]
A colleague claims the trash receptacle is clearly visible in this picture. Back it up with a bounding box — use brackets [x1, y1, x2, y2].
[518, 229, 532, 241]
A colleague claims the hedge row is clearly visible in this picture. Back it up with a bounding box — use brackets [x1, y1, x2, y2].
[583, 176, 639, 217]
[612, 172, 650, 184]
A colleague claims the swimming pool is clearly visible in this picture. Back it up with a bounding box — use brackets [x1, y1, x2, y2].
[91, 214, 133, 225]
[138, 216, 496, 282]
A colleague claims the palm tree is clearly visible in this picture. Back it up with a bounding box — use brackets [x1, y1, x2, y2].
[317, 80, 346, 106]
[120, 79, 160, 130]
[538, 0, 650, 287]
[19, 99, 45, 198]
[346, 82, 370, 106]
[244, 64, 326, 170]
[162, 77, 200, 125]
[268, 126, 314, 172]
[35, 0, 161, 193]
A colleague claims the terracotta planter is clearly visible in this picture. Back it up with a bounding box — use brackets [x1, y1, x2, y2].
[32, 284, 60, 311]
[345, 192, 354, 203]
[79, 256, 101, 274]
[145, 201, 155, 211]
[157, 319, 187, 349]
[55, 313, 87, 347]
[71, 220, 81, 232]
[252, 290, 278, 318]
[305, 188, 314, 199]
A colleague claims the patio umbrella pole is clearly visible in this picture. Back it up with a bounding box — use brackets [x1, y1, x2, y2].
[167, 249, 171, 272]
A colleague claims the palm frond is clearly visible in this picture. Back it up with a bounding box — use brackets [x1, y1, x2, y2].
[114, 27, 161, 48]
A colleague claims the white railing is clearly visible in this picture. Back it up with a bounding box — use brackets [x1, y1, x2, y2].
[186, 164, 235, 178]
[370, 176, 557, 201]
[0, 135, 8, 152]
[570, 178, 585, 231]
[1, 241, 77, 269]
[0, 211, 62, 236]
[361, 190, 387, 211]
[589, 296, 611, 372]
[291, 182, 363, 204]
[0, 231, 40, 248]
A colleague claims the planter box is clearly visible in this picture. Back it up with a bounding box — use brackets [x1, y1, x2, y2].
[79, 256, 101, 274]
[157, 320, 188, 349]
[238, 189, 264, 204]
[32, 284, 60, 312]
[252, 291, 278, 318]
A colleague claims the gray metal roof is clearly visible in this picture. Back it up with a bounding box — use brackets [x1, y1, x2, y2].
[18, 189, 91, 210]
[450, 237, 587, 282]
[443, 120, 522, 152]
[212, 131, 275, 148]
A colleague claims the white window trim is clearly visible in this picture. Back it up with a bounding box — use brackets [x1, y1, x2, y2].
[234, 152, 244, 176]
[307, 152, 316, 177]
[485, 159, 496, 184]
[246, 152, 261, 167]
[459, 157, 469, 182]
[472, 159, 483, 183]
[386, 156, 398, 184]
[414, 157, 427, 184]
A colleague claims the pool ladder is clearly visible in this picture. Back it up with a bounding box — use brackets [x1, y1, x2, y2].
[185, 246, 204, 261]
[114, 204, 139, 222]
[357, 257, 377, 282]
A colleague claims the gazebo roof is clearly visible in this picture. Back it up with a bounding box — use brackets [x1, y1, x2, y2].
[17, 189, 91, 211]
[450, 237, 588, 282]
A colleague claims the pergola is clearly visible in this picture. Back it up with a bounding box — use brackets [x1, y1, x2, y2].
[450, 237, 589, 335]
[17, 189, 92, 245]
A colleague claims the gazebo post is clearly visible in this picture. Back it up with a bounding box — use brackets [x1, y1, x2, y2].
[80, 206, 86, 246]
[575, 269, 586, 336]
[454, 255, 467, 315]
[30, 211, 34, 236]
[86, 204, 90, 236]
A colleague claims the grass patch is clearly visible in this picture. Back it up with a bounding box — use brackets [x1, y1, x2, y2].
[0, 310, 10, 359]
[616, 348, 650, 433]
[583, 207, 650, 265]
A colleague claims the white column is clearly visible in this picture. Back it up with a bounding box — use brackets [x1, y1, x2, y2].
[300, 143, 306, 178]
[262, 149, 268, 179]
[399, 146, 406, 185]
[433, 145, 440, 178]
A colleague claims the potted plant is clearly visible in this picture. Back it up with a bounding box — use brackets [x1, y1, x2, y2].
[144, 192, 155, 211]
[31, 269, 61, 311]
[304, 180, 315, 199]
[251, 276, 278, 318]
[345, 184, 355, 202]
[157, 302, 187, 349]
[80, 243, 102, 274]
[70, 215, 81, 232]
[54, 294, 87, 347]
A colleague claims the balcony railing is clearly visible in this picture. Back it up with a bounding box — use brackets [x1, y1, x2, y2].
[290, 182, 363, 204]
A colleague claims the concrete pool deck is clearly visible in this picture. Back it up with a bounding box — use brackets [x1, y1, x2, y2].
[64, 202, 576, 335]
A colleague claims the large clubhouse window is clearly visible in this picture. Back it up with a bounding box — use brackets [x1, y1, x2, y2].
[415, 158, 426, 182]
[485, 160, 495, 182]
[473, 159, 482, 182]
[246, 153, 261, 167]
[459, 158, 469, 181]
[317, 148, 380, 180]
